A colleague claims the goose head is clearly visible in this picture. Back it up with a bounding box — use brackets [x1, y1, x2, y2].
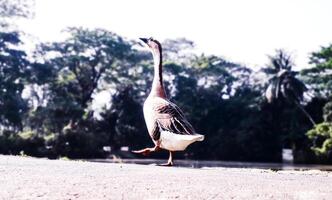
[139, 37, 162, 52]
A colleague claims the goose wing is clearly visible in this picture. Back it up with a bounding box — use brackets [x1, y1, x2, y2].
[150, 98, 196, 141]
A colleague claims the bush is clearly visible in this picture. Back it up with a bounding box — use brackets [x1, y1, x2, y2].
[0, 130, 46, 157]
[306, 122, 332, 163]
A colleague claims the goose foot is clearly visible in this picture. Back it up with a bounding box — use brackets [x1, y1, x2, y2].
[132, 145, 160, 156]
[158, 151, 174, 166]
[158, 161, 174, 167]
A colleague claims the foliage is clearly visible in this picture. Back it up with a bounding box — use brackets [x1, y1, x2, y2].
[323, 101, 332, 122]
[1, 29, 327, 163]
[0, 31, 29, 129]
[28, 27, 132, 133]
[0, 32, 295, 162]
[304, 44, 332, 163]
[159, 54, 281, 162]
[307, 99, 332, 153]
[0, 0, 34, 18]
[0, 0, 34, 29]
[264, 50, 315, 126]
[265, 50, 306, 103]
[15, 27, 137, 158]
[0, 130, 44, 156]
[306, 122, 332, 161]
[301, 43, 332, 98]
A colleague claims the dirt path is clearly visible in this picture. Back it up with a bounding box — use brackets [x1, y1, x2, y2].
[0, 155, 331, 200]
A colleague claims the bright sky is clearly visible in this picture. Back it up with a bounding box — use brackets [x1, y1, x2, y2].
[18, 0, 332, 70]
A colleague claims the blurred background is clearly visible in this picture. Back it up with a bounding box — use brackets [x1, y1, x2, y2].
[0, 0, 332, 164]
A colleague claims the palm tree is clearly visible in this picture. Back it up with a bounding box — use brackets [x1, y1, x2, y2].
[264, 50, 316, 126]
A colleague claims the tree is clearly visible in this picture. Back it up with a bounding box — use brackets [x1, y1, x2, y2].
[0, 31, 29, 130]
[162, 38, 196, 65]
[264, 49, 315, 126]
[19, 27, 137, 158]
[0, 0, 34, 129]
[0, 0, 33, 18]
[159, 51, 282, 162]
[301, 43, 332, 98]
[31, 27, 132, 128]
[0, 0, 42, 156]
[306, 101, 332, 162]
[0, 0, 34, 28]
[305, 44, 332, 163]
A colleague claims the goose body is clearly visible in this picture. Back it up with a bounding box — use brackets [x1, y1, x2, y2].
[133, 37, 204, 166]
[143, 96, 204, 151]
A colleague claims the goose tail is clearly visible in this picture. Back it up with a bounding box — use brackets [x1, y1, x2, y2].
[194, 134, 205, 142]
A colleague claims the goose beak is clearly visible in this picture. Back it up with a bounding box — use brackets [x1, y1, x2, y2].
[139, 38, 148, 44]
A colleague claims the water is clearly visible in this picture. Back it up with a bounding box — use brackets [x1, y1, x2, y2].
[88, 158, 332, 171]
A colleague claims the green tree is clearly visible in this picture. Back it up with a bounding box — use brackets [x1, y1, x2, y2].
[301, 43, 332, 98]
[32, 27, 131, 127]
[0, 0, 33, 18]
[0, 31, 29, 130]
[0, 0, 34, 129]
[306, 102, 332, 162]
[22, 27, 135, 158]
[160, 51, 281, 161]
[0, 0, 34, 28]
[305, 44, 332, 163]
[0, 0, 42, 156]
[264, 49, 315, 126]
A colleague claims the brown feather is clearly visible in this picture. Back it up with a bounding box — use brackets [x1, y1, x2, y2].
[148, 97, 196, 141]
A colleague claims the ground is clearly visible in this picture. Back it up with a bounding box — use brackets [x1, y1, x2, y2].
[0, 155, 332, 200]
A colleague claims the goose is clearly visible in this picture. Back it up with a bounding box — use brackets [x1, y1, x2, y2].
[132, 37, 204, 166]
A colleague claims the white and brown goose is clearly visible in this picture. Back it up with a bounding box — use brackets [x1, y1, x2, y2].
[132, 37, 204, 166]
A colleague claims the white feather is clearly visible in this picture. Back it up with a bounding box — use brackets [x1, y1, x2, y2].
[159, 131, 204, 151]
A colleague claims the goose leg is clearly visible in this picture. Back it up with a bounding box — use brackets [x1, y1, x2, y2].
[132, 145, 160, 156]
[160, 151, 174, 166]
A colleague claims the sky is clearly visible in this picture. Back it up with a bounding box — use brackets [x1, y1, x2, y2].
[18, 0, 332, 70]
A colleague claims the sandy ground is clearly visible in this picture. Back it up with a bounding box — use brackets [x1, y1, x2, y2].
[0, 155, 332, 200]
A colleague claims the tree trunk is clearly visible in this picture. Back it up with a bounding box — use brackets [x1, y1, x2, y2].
[294, 100, 316, 126]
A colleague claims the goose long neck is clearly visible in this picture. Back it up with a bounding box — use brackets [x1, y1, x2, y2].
[151, 47, 167, 98]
